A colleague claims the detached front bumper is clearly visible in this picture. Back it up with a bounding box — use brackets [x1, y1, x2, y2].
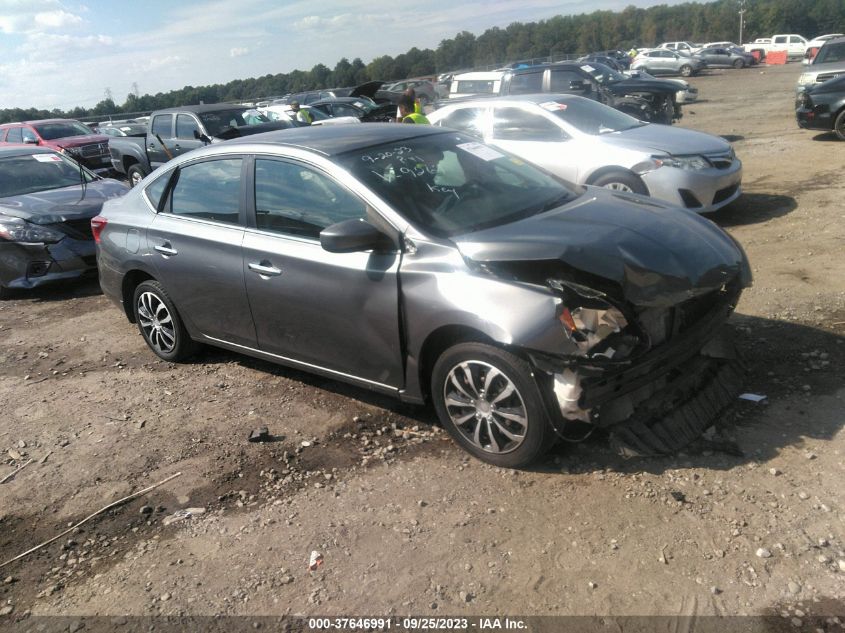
[0, 238, 97, 290]
[642, 159, 743, 213]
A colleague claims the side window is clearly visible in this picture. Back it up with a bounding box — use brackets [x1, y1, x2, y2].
[789, 36, 802, 44]
[439, 108, 486, 137]
[151, 115, 172, 138]
[508, 72, 542, 94]
[165, 158, 242, 224]
[549, 70, 585, 92]
[333, 104, 358, 117]
[492, 108, 563, 142]
[176, 114, 199, 140]
[144, 171, 172, 210]
[773, 36, 786, 44]
[254, 159, 367, 239]
[6, 127, 23, 143]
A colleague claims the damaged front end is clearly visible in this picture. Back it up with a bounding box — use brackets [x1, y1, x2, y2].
[534, 273, 744, 456]
[455, 191, 752, 456]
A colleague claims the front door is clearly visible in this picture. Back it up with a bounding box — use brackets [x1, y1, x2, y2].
[242, 157, 403, 388]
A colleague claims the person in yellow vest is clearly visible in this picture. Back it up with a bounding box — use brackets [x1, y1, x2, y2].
[397, 94, 429, 124]
[290, 101, 312, 125]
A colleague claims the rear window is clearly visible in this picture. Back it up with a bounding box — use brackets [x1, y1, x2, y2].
[453, 80, 495, 94]
[508, 72, 543, 94]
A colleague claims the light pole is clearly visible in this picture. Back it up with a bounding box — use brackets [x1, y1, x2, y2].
[738, 0, 747, 45]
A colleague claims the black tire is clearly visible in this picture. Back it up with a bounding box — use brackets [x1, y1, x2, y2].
[127, 164, 148, 188]
[132, 280, 197, 362]
[733, 58, 744, 69]
[591, 170, 649, 195]
[680, 64, 693, 77]
[431, 342, 553, 468]
[834, 109, 845, 141]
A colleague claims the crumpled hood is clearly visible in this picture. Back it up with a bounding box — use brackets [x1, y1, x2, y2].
[0, 179, 129, 224]
[455, 189, 752, 308]
[603, 124, 731, 156]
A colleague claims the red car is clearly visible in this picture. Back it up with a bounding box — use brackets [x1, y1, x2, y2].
[0, 119, 112, 175]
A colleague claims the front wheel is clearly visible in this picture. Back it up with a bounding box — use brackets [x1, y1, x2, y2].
[733, 59, 744, 69]
[834, 109, 845, 141]
[680, 64, 693, 77]
[127, 164, 148, 187]
[133, 280, 197, 362]
[591, 171, 648, 195]
[431, 342, 553, 468]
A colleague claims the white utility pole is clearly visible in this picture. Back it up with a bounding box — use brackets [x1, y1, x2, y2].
[738, 0, 747, 44]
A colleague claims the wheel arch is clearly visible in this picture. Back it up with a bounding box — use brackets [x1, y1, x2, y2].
[416, 325, 498, 403]
[121, 269, 156, 322]
[585, 165, 645, 186]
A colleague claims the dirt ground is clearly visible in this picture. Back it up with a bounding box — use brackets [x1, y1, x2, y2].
[1, 63, 843, 627]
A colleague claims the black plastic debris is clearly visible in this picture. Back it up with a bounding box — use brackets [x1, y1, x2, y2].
[248, 427, 270, 443]
[670, 491, 687, 503]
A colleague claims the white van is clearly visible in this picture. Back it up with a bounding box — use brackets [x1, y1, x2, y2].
[449, 71, 504, 98]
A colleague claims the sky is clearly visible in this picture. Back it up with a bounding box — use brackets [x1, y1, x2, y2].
[0, 0, 690, 111]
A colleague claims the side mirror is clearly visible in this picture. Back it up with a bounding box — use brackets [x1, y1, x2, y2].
[193, 129, 212, 144]
[569, 80, 590, 93]
[23, 137, 39, 144]
[320, 219, 393, 253]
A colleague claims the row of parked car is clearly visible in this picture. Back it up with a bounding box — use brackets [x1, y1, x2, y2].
[795, 35, 845, 140]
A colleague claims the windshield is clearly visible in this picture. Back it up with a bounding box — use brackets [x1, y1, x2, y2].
[0, 152, 96, 198]
[580, 63, 626, 84]
[336, 132, 577, 239]
[198, 109, 270, 136]
[815, 42, 845, 64]
[33, 121, 95, 140]
[543, 98, 645, 135]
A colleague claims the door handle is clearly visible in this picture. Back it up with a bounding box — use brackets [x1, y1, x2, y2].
[154, 243, 178, 256]
[174, 144, 181, 149]
[148, 145, 157, 150]
[248, 262, 282, 277]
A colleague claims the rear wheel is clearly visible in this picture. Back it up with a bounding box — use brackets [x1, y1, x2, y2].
[133, 280, 197, 362]
[127, 164, 148, 187]
[591, 170, 648, 195]
[431, 342, 553, 468]
[680, 64, 693, 77]
[834, 109, 845, 141]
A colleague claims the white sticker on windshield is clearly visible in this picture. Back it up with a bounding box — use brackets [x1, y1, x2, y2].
[457, 142, 504, 162]
[32, 154, 63, 162]
[540, 101, 567, 111]
[580, 65, 595, 72]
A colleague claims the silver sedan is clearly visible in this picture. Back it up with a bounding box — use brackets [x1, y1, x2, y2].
[428, 94, 742, 213]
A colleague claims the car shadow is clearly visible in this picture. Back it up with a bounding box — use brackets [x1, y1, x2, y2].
[707, 192, 797, 227]
[189, 314, 843, 476]
[720, 134, 745, 142]
[811, 131, 843, 142]
[1, 277, 102, 302]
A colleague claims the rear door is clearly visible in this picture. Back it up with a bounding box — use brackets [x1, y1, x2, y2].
[146, 156, 256, 347]
[242, 156, 403, 387]
[172, 114, 204, 158]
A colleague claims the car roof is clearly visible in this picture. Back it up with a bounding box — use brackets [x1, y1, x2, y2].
[222, 123, 447, 156]
[434, 93, 587, 109]
[0, 118, 84, 127]
[0, 145, 57, 157]
[153, 104, 248, 115]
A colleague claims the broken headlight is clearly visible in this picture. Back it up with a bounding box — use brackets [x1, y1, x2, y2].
[549, 279, 640, 360]
[0, 216, 64, 244]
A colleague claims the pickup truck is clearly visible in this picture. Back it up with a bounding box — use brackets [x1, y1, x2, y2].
[743, 34, 808, 61]
[108, 104, 291, 186]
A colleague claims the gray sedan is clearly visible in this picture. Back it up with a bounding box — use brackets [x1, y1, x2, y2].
[697, 47, 755, 68]
[96, 125, 751, 467]
[631, 49, 706, 76]
[428, 94, 742, 213]
[0, 146, 128, 296]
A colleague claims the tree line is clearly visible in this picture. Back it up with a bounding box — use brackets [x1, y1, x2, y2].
[2, 0, 842, 123]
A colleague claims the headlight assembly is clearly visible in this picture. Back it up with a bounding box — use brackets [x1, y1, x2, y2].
[654, 154, 711, 170]
[0, 216, 64, 244]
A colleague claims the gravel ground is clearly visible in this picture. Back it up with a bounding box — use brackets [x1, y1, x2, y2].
[0, 63, 843, 626]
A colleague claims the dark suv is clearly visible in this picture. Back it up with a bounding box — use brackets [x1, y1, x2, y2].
[0, 119, 112, 175]
[498, 63, 681, 124]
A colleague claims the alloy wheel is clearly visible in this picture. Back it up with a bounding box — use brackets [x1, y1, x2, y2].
[137, 291, 176, 355]
[603, 182, 634, 192]
[442, 360, 528, 454]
